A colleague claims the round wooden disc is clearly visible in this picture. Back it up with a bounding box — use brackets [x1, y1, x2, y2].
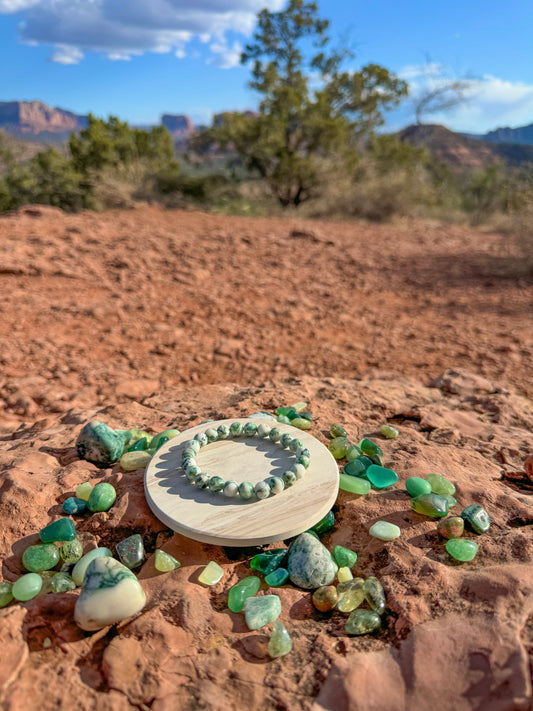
[144, 418, 339, 546]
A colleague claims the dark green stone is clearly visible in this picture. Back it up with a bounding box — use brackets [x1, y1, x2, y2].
[310, 510, 335, 535]
[151, 435, 169, 452]
[62, 497, 87, 515]
[343, 459, 368, 477]
[22, 543, 60, 572]
[346, 609, 381, 635]
[76, 420, 126, 465]
[228, 576, 261, 613]
[276, 406, 295, 417]
[127, 436, 149, 452]
[363, 576, 386, 614]
[366, 465, 398, 489]
[411, 493, 449, 518]
[358, 438, 383, 458]
[264, 568, 289, 587]
[250, 549, 287, 574]
[299, 412, 313, 421]
[40, 518, 76, 543]
[87, 482, 117, 512]
[116, 534, 145, 569]
[333, 545, 357, 568]
[461, 504, 490, 534]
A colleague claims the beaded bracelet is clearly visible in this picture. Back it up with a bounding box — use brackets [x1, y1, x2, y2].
[180, 421, 311, 501]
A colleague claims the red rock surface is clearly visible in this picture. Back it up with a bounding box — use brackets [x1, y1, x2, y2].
[0, 207, 532, 710]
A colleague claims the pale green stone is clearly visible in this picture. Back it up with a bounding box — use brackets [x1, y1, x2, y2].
[446, 538, 479, 562]
[364, 576, 386, 614]
[51, 572, 76, 593]
[154, 550, 181, 572]
[290, 401, 307, 412]
[329, 424, 347, 438]
[87, 482, 117, 512]
[290, 417, 311, 430]
[22, 543, 60, 572]
[339, 473, 371, 495]
[72, 547, 113, 586]
[244, 594, 282, 630]
[426, 473, 456, 496]
[198, 561, 224, 585]
[0, 582, 14, 607]
[380, 425, 399, 439]
[337, 578, 365, 613]
[328, 437, 348, 459]
[119, 450, 152, 471]
[337, 566, 353, 583]
[257, 423, 271, 438]
[228, 576, 261, 612]
[369, 521, 401, 541]
[345, 444, 362, 462]
[345, 609, 381, 635]
[13, 573, 43, 601]
[268, 620, 292, 658]
[40, 571, 56, 594]
[75, 482, 93, 501]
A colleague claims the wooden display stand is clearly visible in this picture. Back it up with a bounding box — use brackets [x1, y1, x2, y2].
[144, 418, 339, 546]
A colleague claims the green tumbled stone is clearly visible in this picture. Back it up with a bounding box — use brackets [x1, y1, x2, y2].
[62, 497, 87, 515]
[358, 438, 383, 458]
[446, 538, 478, 562]
[277, 415, 291, 424]
[198, 561, 224, 585]
[268, 620, 292, 658]
[87, 482, 117, 512]
[154, 550, 181, 572]
[339, 473, 371, 495]
[366, 465, 398, 489]
[228, 576, 261, 612]
[60, 539, 83, 564]
[445, 495, 458, 508]
[290, 417, 311, 430]
[363, 576, 386, 614]
[369, 521, 401, 541]
[72, 547, 113, 586]
[244, 594, 281, 630]
[328, 437, 349, 459]
[337, 578, 365, 613]
[290, 401, 307, 413]
[250, 549, 287, 575]
[40, 518, 76, 543]
[244, 422, 258, 437]
[238, 482, 254, 500]
[345, 444, 362, 462]
[426, 473, 456, 497]
[461, 504, 490, 534]
[76, 420, 126, 465]
[13, 573, 43, 601]
[437, 516, 465, 539]
[329, 423, 347, 438]
[345, 609, 381, 635]
[120, 450, 152, 471]
[276, 406, 296, 417]
[299, 412, 313, 421]
[75, 482, 93, 501]
[333, 546, 358, 569]
[151, 429, 180, 450]
[405, 477, 432, 497]
[380, 425, 399, 439]
[310, 510, 335, 535]
[411, 493, 449, 518]
[40, 570, 56, 594]
[344, 459, 368, 477]
[116, 534, 145, 569]
[126, 436, 150, 452]
[0, 581, 14, 607]
[51, 572, 76, 593]
[264, 568, 289, 587]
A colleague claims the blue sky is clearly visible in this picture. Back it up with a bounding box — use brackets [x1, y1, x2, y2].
[0, 0, 532, 133]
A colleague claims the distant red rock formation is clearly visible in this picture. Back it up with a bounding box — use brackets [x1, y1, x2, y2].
[0, 100, 88, 139]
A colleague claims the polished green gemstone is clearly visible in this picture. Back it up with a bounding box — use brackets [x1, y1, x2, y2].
[51, 572, 76, 593]
[264, 568, 289, 587]
[12, 573, 43, 601]
[328, 437, 348, 459]
[40, 570, 56, 594]
[62, 497, 87, 515]
[366, 465, 398, 489]
[269, 427, 282, 442]
[282, 470, 297, 487]
[72, 547, 113, 586]
[337, 566, 353, 583]
[337, 578, 365, 613]
[289, 438, 303, 453]
[205, 428, 218, 442]
[446, 538, 478, 562]
[238, 482, 254, 499]
[296, 454, 310, 469]
[229, 422, 243, 436]
[154, 550, 181, 572]
[339, 473, 371, 495]
[151, 429, 180, 450]
[276, 406, 295, 417]
[363, 576, 386, 614]
[116, 534, 145, 569]
[369, 521, 401, 541]
[310, 510, 335, 535]
[126, 436, 149, 452]
[243, 422, 258, 437]
[437, 516, 465, 539]
[280, 433, 293, 448]
[329, 423, 347, 438]
[228, 576, 261, 612]
[333, 546, 357, 568]
[76, 420, 126, 465]
[40, 518, 76, 543]
[426, 473, 456, 497]
[344, 459, 368, 477]
[217, 424, 230, 439]
[120, 450, 152, 471]
[411, 493, 449, 518]
[75, 482, 93, 501]
[345, 444, 362, 462]
[290, 417, 311, 430]
[0, 581, 14, 607]
[268, 620, 292, 658]
[277, 415, 291, 424]
[250, 549, 287, 574]
[60, 539, 83, 564]
[87, 482, 117, 512]
[358, 438, 383, 458]
[198, 561, 224, 585]
[461, 505, 490, 534]
[299, 412, 313, 421]
[194, 432, 209, 445]
[290, 401, 307, 412]
[208, 476, 225, 493]
[244, 594, 281, 630]
[380, 425, 399, 439]
[345, 609, 381, 635]
[445, 495, 457, 508]
[405, 477, 432, 497]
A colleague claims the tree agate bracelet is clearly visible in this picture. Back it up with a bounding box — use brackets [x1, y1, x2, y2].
[180, 422, 311, 500]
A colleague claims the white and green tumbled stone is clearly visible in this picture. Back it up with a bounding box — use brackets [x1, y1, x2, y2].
[51, 572, 76, 593]
[268, 620, 292, 657]
[13, 573, 43, 601]
[185, 439, 201, 454]
[244, 594, 282, 630]
[72, 547, 113, 586]
[76, 420, 127, 465]
[296, 454, 310, 469]
[154, 550, 181, 572]
[74, 557, 146, 631]
[287, 532, 338, 589]
[369, 521, 401, 541]
[60, 539, 83, 564]
[198, 561, 224, 585]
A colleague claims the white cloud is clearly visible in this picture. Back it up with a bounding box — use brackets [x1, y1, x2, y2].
[0, 0, 285, 65]
[401, 63, 533, 133]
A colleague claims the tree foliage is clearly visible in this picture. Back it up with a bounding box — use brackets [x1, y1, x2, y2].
[199, 0, 408, 206]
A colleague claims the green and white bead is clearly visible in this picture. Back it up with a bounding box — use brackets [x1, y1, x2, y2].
[257, 423, 271, 438]
[217, 424, 230, 439]
[223, 481, 239, 497]
[185, 440, 201, 454]
[291, 463, 306, 479]
[194, 432, 208, 446]
[289, 438, 303, 453]
[194, 473, 211, 489]
[205, 428, 218, 442]
[269, 427, 282, 442]
[280, 433, 293, 449]
[238, 482, 255, 499]
[244, 422, 258, 436]
[255, 481, 271, 499]
[268, 476, 285, 494]
[208, 476, 225, 493]
[229, 422, 243, 436]
[283, 470, 297, 487]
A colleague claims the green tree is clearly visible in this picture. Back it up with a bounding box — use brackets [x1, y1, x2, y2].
[201, 0, 407, 206]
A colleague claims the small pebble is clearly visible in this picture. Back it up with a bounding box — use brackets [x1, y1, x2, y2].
[411, 493, 449, 518]
[366, 465, 398, 489]
[380, 424, 399, 439]
[337, 566, 353, 583]
[268, 620, 292, 658]
[461, 504, 490, 534]
[154, 550, 181, 572]
[369, 521, 401, 541]
[446, 538, 478, 562]
[60, 539, 83, 564]
[250, 550, 287, 575]
[22, 543, 60, 573]
[62, 497, 88, 515]
[291, 417, 311, 430]
[40, 518, 76, 543]
[437, 516, 465, 539]
[405, 477, 432, 497]
[244, 595, 281, 630]
[310, 510, 335, 535]
[87, 482, 117, 513]
[339, 473, 371, 495]
[228, 576, 261, 613]
[51, 572, 76, 593]
[198, 561, 224, 585]
[328, 437, 349, 459]
[264, 568, 289, 587]
[363, 576, 386, 614]
[312, 586, 338, 612]
[333, 545, 357, 568]
[337, 578, 365, 613]
[119, 451, 152, 471]
[0, 581, 14, 607]
[329, 424, 347, 438]
[116, 534, 145, 569]
[75, 482, 93, 501]
[72, 547, 113, 586]
[13, 573, 43, 601]
[345, 609, 381, 635]
[426, 473, 456, 497]
[345, 444, 362, 462]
